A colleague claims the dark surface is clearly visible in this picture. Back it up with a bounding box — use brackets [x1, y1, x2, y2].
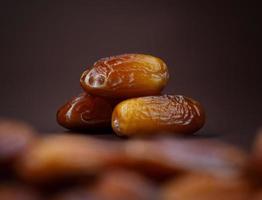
[0, 0, 261, 149]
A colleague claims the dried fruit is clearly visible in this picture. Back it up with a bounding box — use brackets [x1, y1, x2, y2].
[16, 134, 125, 182]
[112, 95, 205, 136]
[0, 184, 41, 200]
[247, 129, 262, 182]
[160, 173, 251, 200]
[122, 138, 246, 178]
[52, 170, 156, 200]
[0, 119, 36, 164]
[57, 93, 116, 130]
[80, 54, 169, 98]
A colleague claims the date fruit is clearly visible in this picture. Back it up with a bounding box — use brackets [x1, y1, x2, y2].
[122, 138, 246, 178]
[52, 170, 156, 200]
[91, 170, 157, 200]
[112, 95, 205, 136]
[0, 184, 41, 200]
[80, 54, 169, 98]
[247, 129, 262, 181]
[57, 93, 116, 130]
[16, 134, 124, 182]
[160, 173, 251, 200]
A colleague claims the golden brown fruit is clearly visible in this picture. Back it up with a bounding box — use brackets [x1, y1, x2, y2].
[0, 119, 36, 164]
[57, 93, 117, 130]
[112, 95, 205, 136]
[80, 54, 169, 98]
[16, 134, 125, 183]
[160, 173, 251, 200]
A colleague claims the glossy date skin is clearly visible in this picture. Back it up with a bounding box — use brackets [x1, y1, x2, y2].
[57, 93, 116, 130]
[80, 54, 169, 98]
[112, 95, 205, 136]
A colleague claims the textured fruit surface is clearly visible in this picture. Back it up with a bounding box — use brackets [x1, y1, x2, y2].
[80, 54, 169, 98]
[57, 93, 116, 130]
[112, 95, 205, 136]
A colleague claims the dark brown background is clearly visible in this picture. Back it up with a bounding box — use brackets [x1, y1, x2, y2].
[0, 0, 261, 149]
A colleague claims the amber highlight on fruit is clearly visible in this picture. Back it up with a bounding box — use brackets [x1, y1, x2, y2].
[80, 54, 169, 98]
[112, 95, 205, 136]
[16, 134, 124, 182]
[57, 93, 116, 130]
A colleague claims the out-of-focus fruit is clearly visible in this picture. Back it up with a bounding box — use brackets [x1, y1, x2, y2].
[160, 173, 251, 200]
[16, 134, 124, 183]
[122, 138, 246, 178]
[0, 119, 36, 164]
[0, 184, 41, 200]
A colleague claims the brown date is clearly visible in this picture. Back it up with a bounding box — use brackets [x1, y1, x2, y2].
[0, 184, 41, 200]
[80, 54, 169, 98]
[52, 170, 156, 200]
[247, 129, 262, 182]
[111, 95, 205, 136]
[122, 138, 247, 178]
[253, 190, 262, 200]
[91, 170, 157, 200]
[16, 134, 125, 182]
[160, 173, 251, 200]
[57, 93, 117, 130]
[0, 119, 36, 164]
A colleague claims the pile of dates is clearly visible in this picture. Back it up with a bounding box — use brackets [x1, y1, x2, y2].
[1, 54, 262, 200]
[1, 119, 262, 199]
[57, 54, 205, 136]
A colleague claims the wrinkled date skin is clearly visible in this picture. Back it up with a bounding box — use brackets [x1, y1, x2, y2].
[57, 93, 117, 130]
[80, 54, 169, 98]
[112, 95, 205, 136]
